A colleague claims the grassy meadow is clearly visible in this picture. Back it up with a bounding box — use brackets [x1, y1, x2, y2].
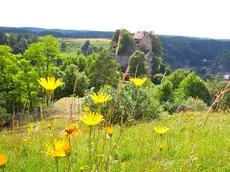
[0, 35, 230, 172]
[62, 38, 111, 52]
[0, 111, 229, 171]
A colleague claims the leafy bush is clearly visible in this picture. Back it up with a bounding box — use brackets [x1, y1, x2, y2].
[164, 69, 190, 90]
[175, 72, 211, 105]
[180, 97, 208, 111]
[207, 80, 230, 112]
[154, 80, 173, 103]
[152, 73, 165, 85]
[83, 81, 160, 124]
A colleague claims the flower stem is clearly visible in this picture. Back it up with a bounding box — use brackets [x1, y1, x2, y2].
[68, 137, 71, 172]
[89, 126, 92, 170]
[105, 137, 113, 171]
[55, 158, 59, 172]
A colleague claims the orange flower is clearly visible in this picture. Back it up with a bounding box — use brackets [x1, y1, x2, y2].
[106, 127, 113, 138]
[106, 127, 113, 135]
[62, 124, 81, 138]
[0, 154, 7, 168]
[63, 142, 71, 156]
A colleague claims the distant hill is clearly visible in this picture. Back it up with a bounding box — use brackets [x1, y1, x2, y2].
[1, 26, 230, 73]
[0, 26, 113, 38]
[160, 36, 230, 72]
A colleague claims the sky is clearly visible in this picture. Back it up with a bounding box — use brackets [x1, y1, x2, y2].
[1, 0, 230, 39]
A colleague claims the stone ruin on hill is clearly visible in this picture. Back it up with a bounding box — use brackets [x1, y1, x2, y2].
[113, 31, 153, 76]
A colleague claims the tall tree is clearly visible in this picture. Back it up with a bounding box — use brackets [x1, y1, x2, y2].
[24, 35, 61, 77]
[87, 51, 120, 89]
[128, 51, 147, 77]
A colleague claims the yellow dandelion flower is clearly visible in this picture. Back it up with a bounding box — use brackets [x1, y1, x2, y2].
[0, 155, 7, 169]
[130, 77, 147, 88]
[45, 140, 69, 158]
[153, 127, 169, 135]
[91, 92, 111, 105]
[62, 124, 81, 138]
[38, 77, 63, 96]
[80, 112, 104, 127]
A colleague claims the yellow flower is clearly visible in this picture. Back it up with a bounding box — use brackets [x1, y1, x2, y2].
[91, 92, 111, 105]
[80, 112, 104, 127]
[38, 77, 63, 96]
[153, 127, 169, 135]
[130, 77, 147, 88]
[106, 127, 113, 135]
[62, 124, 81, 138]
[45, 140, 69, 158]
[0, 155, 7, 168]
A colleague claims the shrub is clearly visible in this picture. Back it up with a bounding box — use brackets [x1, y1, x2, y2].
[152, 73, 165, 85]
[164, 69, 190, 90]
[83, 81, 160, 124]
[180, 97, 207, 112]
[154, 81, 173, 103]
[207, 80, 230, 112]
[175, 72, 211, 105]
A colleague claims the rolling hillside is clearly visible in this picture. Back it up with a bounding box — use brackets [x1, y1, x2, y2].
[1, 26, 230, 73]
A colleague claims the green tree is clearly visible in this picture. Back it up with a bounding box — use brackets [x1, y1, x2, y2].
[0, 32, 8, 45]
[12, 59, 40, 113]
[149, 31, 163, 56]
[0, 45, 21, 113]
[118, 29, 134, 55]
[61, 64, 89, 97]
[128, 51, 147, 77]
[152, 56, 163, 75]
[152, 56, 171, 78]
[164, 69, 190, 90]
[87, 51, 120, 89]
[175, 72, 210, 104]
[24, 35, 61, 77]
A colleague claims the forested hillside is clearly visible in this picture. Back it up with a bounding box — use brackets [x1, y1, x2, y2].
[0, 27, 113, 38]
[1, 26, 230, 74]
[161, 36, 230, 72]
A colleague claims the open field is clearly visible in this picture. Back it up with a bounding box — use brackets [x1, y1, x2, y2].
[62, 38, 111, 51]
[0, 111, 229, 171]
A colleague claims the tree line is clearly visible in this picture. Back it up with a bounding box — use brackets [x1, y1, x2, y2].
[0, 30, 229, 122]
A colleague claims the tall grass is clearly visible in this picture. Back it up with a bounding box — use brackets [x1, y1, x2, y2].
[0, 112, 229, 171]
